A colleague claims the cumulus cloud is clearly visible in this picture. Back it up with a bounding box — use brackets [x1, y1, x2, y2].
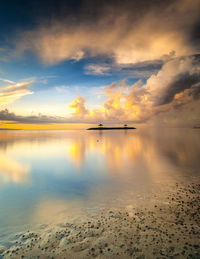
[154, 73, 200, 106]
[68, 56, 200, 126]
[69, 95, 89, 118]
[0, 81, 33, 105]
[146, 56, 200, 105]
[14, 0, 200, 65]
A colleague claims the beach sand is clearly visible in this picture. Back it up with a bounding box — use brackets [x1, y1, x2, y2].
[1, 182, 200, 259]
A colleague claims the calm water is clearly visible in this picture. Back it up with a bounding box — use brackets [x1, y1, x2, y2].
[0, 128, 200, 243]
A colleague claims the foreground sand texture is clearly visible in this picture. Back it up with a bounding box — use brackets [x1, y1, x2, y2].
[1, 183, 200, 259]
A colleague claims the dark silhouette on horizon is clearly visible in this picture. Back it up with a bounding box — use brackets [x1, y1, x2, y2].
[87, 124, 136, 130]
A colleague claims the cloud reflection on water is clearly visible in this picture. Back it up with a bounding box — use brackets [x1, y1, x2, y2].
[0, 154, 30, 184]
[0, 129, 199, 182]
[0, 129, 200, 230]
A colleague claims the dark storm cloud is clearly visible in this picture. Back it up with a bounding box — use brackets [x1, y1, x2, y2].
[155, 72, 200, 106]
[190, 21, 200, 48]
[8, 0, 199, 65]
[189, 82, 200, 99]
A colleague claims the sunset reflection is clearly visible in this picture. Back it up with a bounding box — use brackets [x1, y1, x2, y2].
[0, 130, 199, 182]
[0, 129, 200, 232]
[63, 129, 200, 180]
[66, 140, 86, 170]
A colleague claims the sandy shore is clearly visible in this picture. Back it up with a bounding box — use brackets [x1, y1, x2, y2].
[1, 182, 200, 259]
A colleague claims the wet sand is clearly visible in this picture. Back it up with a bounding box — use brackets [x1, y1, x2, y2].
[1, 183, 200, 259]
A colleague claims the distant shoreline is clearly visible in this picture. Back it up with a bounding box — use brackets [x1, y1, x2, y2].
[87, 127, 136, 130]
[0, 128, 22, 131]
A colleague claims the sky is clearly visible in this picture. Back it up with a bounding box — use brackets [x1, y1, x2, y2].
[0, 0, 200, 129]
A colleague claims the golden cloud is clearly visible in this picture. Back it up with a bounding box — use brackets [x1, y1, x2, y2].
[69, 94, 89, 118]
[68, 56, 200, 126]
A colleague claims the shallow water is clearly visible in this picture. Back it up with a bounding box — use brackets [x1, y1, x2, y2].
[0, 128, 200, 244]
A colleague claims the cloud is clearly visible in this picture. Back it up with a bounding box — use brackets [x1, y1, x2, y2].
[145, 55, 200, 106]
[154, 72, 200, 106]
[69, 95, 89, 118]
[85, 64, 111, 75]
[84, 60, 162, 78]
[13, 0, 200, 66]
[68, 56, 200, 126]
[0, 109, 70, 124]
[0, 56, 199, 127]
[0, 81, 33, 105]
[0, 78, 16, 84]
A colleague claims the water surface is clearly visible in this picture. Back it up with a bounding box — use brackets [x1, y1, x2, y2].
[0, 128, 200, 244]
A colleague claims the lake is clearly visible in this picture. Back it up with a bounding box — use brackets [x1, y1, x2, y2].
[0, 128, 200, 248]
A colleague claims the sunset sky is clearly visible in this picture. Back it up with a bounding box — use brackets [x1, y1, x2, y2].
[0, 0, 200, 129]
